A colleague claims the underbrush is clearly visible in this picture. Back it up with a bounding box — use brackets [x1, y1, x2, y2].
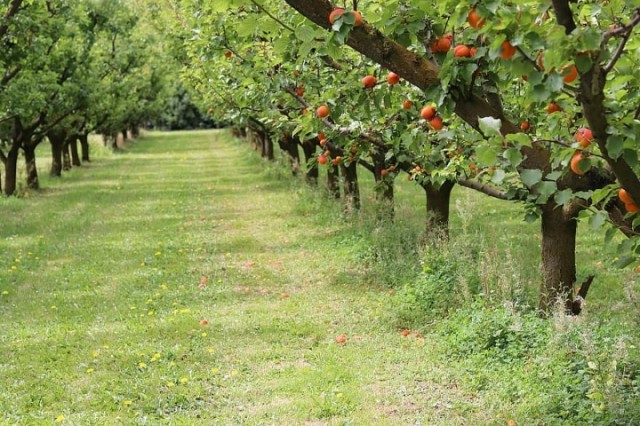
[386, 234, 640, 424]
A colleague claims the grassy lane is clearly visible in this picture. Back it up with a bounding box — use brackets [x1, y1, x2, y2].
[0, 130, 485, 425]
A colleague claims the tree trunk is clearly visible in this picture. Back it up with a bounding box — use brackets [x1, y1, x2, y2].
[265, 133, 274, 161]
[70, 136, 81, 166]
[423, 181, 455, 238]
[4, 143, 19, 196]
[341, 161, 360, 211]
[327, 165, 340, 199]
[373, 152, 394, 219]
[62, 137, 72, 171]
[302, 139, 319, 185]
[130, 125, 140, 138]
[23, 144, 39, 190]
[49, 130, 65, 177]
[122, 129, 128, 143]
[278, 134, 301, 176]
[79, 133, 90, 162]
[539, 203, 578, 313]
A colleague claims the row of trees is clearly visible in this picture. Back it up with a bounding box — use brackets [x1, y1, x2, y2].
[162, 0, 640, 313]
[0, 0, 174, 196]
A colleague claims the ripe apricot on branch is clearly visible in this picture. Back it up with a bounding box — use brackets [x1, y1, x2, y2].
[570, 152, 587, 175]
[574, 128, 593, 148]
[562, 64, 578, 83]
[224, 50, 233, 58]
[362, 75, 377, 88]
[329, 8, 344, 24]
[420, 106, 436, 120]
[432, 36, 452, 53]
[329, 8, 362, 26]
[619, 188, 634, 205]
[318, 155, 328, 165]
[500, 40, 517, 59]
[520, 121, 530, 131]
[454, 45, 471, 58]
[316, 105, 330, 118]
[547, 102, 561, 114]
[352, 10, 363, 26]
[402, 99, 413, 110]
[387, 72, 400, 85]
[468, 8, 486, 29]
[429, 116, 444, 131]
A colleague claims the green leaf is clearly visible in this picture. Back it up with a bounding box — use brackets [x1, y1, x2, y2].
[503, 147, 523, 167]
[531, 83, 552, 102]
[575, 54, 592, 73]
[547, 72, 565, 92]
[535, 181, 557, 204]
[606, 135, 624, 159]
[554, 189, 573, 206]
[295, 25, 315, 43]
[476, 145, 498, 166]
[478, 116, 502, 136]
[589, 211, 608, 229]
[491, 169, 506, 184]
[520, 169, 543, 188]
[505, 133, 532, 147]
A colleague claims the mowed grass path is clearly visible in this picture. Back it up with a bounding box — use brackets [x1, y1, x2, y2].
[0, 130, 485, 425]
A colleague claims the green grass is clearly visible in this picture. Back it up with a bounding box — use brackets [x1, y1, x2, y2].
[0, 130, 638, 424]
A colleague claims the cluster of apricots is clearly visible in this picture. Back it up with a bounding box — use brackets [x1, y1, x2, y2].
[570, 128, 594, 176]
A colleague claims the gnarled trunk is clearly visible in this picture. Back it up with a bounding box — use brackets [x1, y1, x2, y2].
[79, 133, 90, 162]
[49, 130, 65, 177]
[23, 144, 38, 190]
[281, 135, 300, 176]
[327, 165, 340, 199]
[62, 137, 72, 171]
[70, 136, 81, 166]
[423, 181, 455, 238]
[372, 152, 394, 219]
[4, 143, 19, 196]
[302, 139, 319, 185]
[341, 161, 360, 211]
[539, 203, 578, 312]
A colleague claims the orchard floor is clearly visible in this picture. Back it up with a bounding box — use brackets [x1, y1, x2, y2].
[0, 130, 635, 425]
[0, 130, 482, 425]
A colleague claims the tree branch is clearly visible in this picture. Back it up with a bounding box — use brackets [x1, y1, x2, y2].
[0, 0, 23, 40]
[603, 9, 640, 73]
[551, 0, 576, 34]
[250, 0, 295, 33]
[457, 178, 510, 200]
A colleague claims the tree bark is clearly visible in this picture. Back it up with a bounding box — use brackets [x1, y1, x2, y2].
[327, 165, 340, 199]
[3, 142, 19, 196]
[62, 137, 72, 171]
[79, 133, 90, 162]
[302, 138, 319, 185]
[423, 181, 455, 238]
[539, 203, 578, 312]
[122, 129, 128, 143]
[130, 125, 140, 138]
[341, 161, 360, 211]
[265, 133, 274, 161]
[23, 144, 38, 190]
[48, 129, 65, 177]
[69, 136, 81, 166]
[278, 134, 301, 176]
[372, 152, 394, 219]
